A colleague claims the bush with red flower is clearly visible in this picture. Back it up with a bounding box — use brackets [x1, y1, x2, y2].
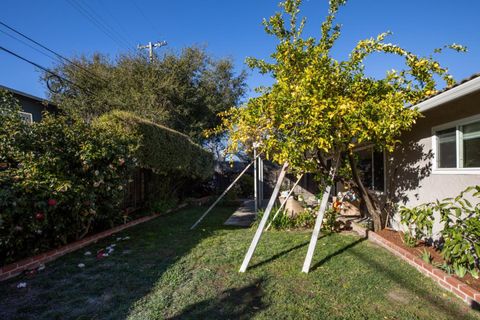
[0, 90, 136, 264]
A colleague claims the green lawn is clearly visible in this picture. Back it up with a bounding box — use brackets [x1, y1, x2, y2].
[1, 206, 479, 320]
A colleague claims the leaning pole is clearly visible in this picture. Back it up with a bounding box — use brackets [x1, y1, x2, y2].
[301, 155, 341, 273]
[239, 162, 289, 272]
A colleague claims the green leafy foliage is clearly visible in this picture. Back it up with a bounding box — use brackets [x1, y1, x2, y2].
[399, 203, 434, 241]
[254, 206, 316, 230]
[213, 0, 464, 231]
[402, 232, 418, 248]
[94, 110, 213, 180]
[420, 249, 433, 264]
[400, 185, 480, 276]
[0, 91, 135, 264]
[44, 47, 247, 142]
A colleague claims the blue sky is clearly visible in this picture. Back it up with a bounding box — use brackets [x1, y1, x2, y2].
[1, 0, 479, 100]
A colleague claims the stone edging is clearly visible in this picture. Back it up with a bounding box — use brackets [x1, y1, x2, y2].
[0, 203, 188, 282]
[367, 228, 480, 308]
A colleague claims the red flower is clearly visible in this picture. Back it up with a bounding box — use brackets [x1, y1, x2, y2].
[35, 212, 45, 221]
[48, 199, 57, 206]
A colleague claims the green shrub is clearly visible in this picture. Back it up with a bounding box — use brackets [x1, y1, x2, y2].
[399, 203, 434, 241]
[400, 185, 480, 277]
[94, 111, 213, 179]
[0, 91, 135, 264]
[254, 206, 316, 230]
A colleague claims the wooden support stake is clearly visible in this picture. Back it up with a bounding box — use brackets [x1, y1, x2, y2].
[302, 154, 340, 273]
[265, 174, 303, 231]
[239, 162, 289, 272]
[190, 155, 260, 230]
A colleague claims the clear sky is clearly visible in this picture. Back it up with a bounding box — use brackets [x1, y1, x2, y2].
[1, 0, 479, 100]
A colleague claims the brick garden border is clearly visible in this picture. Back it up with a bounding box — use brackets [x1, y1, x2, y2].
[0, 203, 191, 282]
[366, 228, 480, 308]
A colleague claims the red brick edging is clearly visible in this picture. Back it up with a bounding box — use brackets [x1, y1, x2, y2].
[368, 230, 480, 307]
[0, 203, 188, 282]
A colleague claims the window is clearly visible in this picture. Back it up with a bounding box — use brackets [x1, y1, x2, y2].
[433, 115, 480, 172]
[356, 147, 385, 192]
[18, 111, 33, 124]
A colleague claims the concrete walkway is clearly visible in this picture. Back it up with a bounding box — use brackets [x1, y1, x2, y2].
[224, 200, 259, 227]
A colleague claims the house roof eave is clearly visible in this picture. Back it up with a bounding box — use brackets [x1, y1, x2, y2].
[414, 75, 480, 113]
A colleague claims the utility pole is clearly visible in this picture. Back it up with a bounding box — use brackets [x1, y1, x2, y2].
[137, 40, 167, 62]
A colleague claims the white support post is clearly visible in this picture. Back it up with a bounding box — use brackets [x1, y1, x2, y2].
[259, 157, 264, 206]
[302, 154, 341, 273]
[239, 162, 289, 272]
[190, 155, 260, 230]
[265, 174, 303, 231]
[253, 148, 258, 213]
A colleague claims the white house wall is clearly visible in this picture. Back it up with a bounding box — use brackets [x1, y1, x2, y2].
[388, 90, 480, 236]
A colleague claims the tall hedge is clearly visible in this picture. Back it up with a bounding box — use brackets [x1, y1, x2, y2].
[0, 91, 136, 264]
[95, 111, 213, 180]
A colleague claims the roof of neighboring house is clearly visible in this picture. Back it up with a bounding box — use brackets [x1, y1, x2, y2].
[0, 84, 57, 109]
[414, 73, 480, 112]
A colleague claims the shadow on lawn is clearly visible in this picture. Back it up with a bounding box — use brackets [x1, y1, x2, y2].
[0, 206, 240, 320]
[350, 248, 478, 318]
[167, 277, 266, 320]
[310, 236, 365, 271]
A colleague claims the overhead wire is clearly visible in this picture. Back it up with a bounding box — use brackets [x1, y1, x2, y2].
[0, 45, 91, 94]
[0, 20, 107, 84]
[66, 0, 132, 51]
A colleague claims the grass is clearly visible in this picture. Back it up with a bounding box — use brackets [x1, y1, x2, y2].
[0, 206, 479, 319]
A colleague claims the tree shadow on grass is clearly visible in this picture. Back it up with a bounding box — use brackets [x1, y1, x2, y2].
[249, 241, 310, 270]
[350, 248, 479, 319]
[0, 206, 241, 320]
[167, 278, 266, 320]
[310, 237, 366, 272]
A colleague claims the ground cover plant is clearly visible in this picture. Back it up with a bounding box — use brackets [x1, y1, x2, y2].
[0, 205, 479, 319]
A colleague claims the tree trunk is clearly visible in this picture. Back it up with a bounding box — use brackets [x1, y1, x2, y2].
[347, 152, 385, 231]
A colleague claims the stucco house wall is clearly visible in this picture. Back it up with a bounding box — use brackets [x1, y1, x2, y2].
[388, 88, 480, 235]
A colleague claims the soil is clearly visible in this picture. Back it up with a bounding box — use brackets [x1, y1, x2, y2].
[376, 228, 480, 292]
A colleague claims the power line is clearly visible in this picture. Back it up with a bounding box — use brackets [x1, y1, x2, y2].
[67, 0, 133, 51]
[0, 28, 59, 63]
[0, 45, 91, 94]
[130, 0, 164, 38]
[77, 0, 134, 48]
[0, 20, 107, 84]
[98, 0, 136, 47]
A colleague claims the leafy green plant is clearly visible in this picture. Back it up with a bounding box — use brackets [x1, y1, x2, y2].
[0, 91, 136, 264]
[433, 186, 480, 275]
[420, 249, 433, 264]
[254, 207, 316, 230]
[95, 111, 213, 180]
[399, 204, 435, 241]
[401, 185, 480, 277]
[469, 268, 479, 279]
[453, 263, 467, 278]
[402, 232, 418, 248]
[322, 208, 339, 232]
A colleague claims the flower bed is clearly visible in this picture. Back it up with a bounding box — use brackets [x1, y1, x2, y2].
[0, 203, 188, 282]
[367, 227, 480, 306]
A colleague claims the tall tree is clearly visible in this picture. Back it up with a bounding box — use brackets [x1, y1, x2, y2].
[43, 46, 247, 142]
[213, 0, 465, 231]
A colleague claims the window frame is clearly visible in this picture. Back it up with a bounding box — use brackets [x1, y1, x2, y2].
[18, 111, 33, 124]
[432, 114, 480, 174]
[353, 145, 387, 193]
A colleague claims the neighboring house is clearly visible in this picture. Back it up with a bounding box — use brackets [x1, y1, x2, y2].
[382, 74, 480, 234]
[0, 84, 57, 122]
